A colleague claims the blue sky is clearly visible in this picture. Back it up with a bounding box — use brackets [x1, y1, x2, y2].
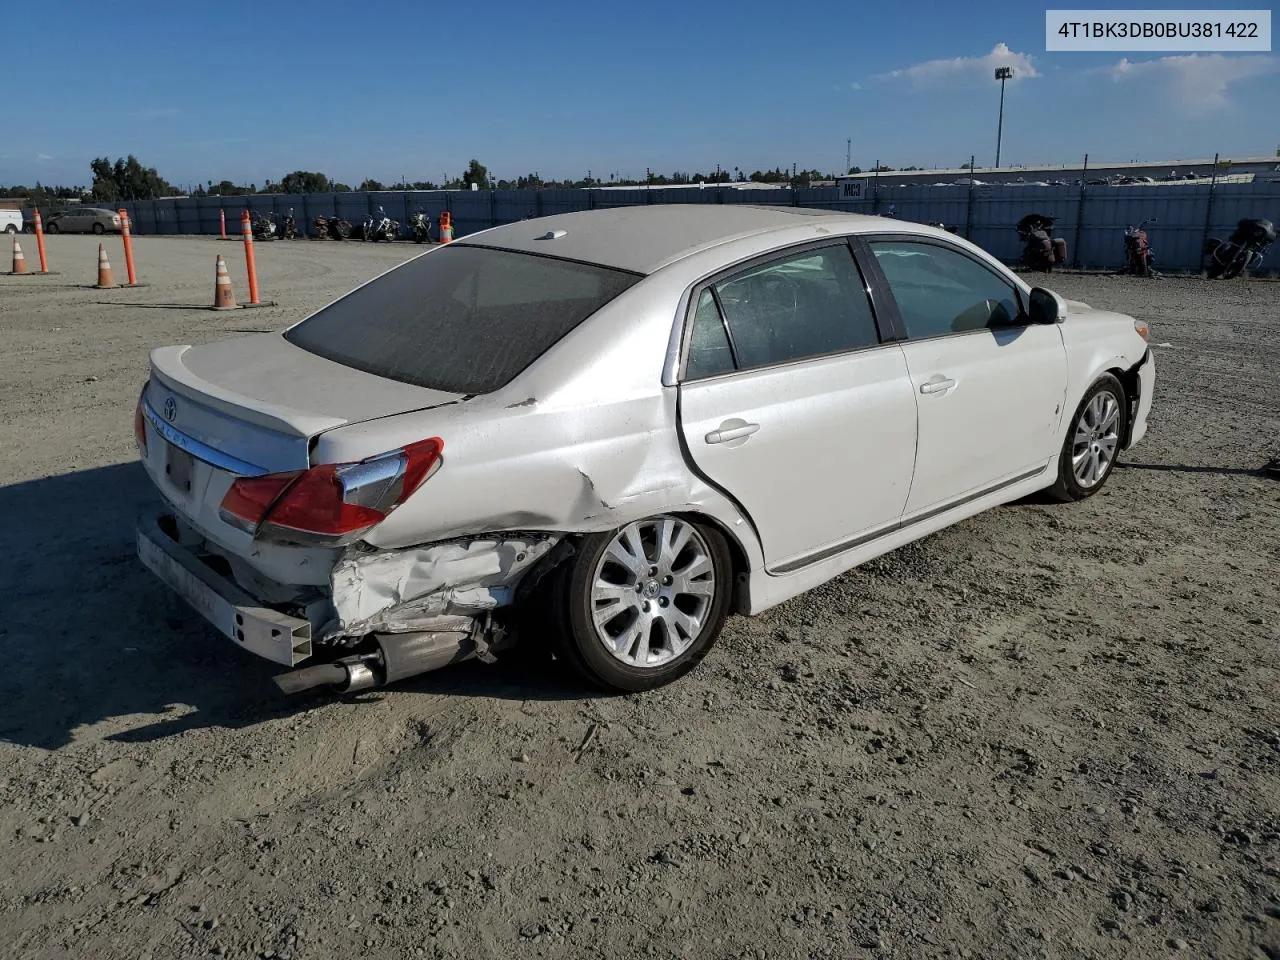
[3, 0, 1277, 188]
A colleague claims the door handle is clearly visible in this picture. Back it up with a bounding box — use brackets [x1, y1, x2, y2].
[705, 419, 760, 444]
[919, 376, 956, 395]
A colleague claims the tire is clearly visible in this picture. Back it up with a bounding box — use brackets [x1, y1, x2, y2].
[546, 515, 734, 692]
[1047, 374, 1126, 502]
[45, 223, 58, 235]
[92, 223, 105, 235]
[3, 224, 15, 234]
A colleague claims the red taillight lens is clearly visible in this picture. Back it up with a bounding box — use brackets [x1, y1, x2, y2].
[219, 472, 303, 533]
[219, 437, 442, 544]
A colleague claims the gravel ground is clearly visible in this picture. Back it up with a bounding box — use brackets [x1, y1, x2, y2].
[1, 235, 1278, 960]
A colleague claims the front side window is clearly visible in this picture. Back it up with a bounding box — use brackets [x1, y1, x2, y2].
[284, 244, 641, 394]
[684, 244, 881, 378]
[869, 240, 1023, 339]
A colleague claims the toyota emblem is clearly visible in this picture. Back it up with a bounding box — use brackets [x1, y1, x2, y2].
[163, 396, 177, 423]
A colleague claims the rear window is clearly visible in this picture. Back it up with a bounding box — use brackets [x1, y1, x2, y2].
[285, 244, 642, 394]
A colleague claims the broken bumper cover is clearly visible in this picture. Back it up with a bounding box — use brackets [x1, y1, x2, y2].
[136, 510, 314, 667]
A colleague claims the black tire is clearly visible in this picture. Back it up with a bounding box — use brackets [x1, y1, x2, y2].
[1047, 374, 1126, 502]
[546, 516, 735, 692]
[92, 222, 105, 235]
[45, 223, 58, 235]
[3, 224, 15, 234]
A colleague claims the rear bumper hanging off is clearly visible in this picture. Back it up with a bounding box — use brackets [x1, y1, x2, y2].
[136, 510, 314, 666]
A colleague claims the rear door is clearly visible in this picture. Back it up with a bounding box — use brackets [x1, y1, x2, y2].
[858, 236, 1068, 515]
[677, 241, 917, 572]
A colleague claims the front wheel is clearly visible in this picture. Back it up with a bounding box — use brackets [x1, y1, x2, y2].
[1048, 374, 1126, 502]
[45, 223, 58, 234]
[549, 516, 734, 691]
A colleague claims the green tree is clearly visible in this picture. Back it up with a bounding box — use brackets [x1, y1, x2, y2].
[278, 171, 331, 194]
[89, 155, 178, 201]
[461, 159, 489, 189]
[359, 178, 385, 191]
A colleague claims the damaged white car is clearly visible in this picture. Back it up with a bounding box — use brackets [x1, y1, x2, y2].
[135, 205, 1155, 694]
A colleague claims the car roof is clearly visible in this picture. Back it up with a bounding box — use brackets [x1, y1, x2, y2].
[459, 204, 889, 275]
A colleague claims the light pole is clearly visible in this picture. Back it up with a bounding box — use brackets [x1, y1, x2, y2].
[994, 66, 1014, 168]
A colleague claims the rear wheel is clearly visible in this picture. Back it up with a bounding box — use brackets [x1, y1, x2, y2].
[549, 515, 734, 691]
[45, 223, 58, 234]
[3, 224, 15, 234]
[92, 222, 105, 235]
[1048, 374, 1125, 501]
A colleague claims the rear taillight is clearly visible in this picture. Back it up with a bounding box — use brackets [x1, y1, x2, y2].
[219, 437, 443, 545]
[134, 388, 148, 455]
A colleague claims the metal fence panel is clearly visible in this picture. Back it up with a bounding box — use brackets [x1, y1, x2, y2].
[114, 181, 1280, 272]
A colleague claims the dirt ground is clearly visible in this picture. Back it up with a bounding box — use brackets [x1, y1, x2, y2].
[1, 234, 1277, 960]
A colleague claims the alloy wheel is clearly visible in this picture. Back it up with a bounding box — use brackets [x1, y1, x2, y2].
[589, 517, 716, 668]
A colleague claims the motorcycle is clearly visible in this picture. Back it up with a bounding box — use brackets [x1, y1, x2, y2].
[410, 211, 432, 243]
[250, 212, 277, 241]
[361, 206, 399, 242]
[279, 208, 298, 240]
[1016, 213, 1067, 272]
[1204, 217, 1275, 279]
[1122, 218, 1157, 276]
[312, 214, 352, 240]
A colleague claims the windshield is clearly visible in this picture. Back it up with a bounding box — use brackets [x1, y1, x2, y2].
[283, 244, 642, 395]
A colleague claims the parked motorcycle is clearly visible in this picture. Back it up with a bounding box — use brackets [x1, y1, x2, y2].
[250, 212, 277, 241]
[279, 208, 298, 240]
[361, 206, 400, 242]
[1016, 213, 1067, 272]
[1122, 218, 1157, 276]
[312, 214, 352, 240]
[410, 211, 432, 243]
[1204, 217, 1275, 279]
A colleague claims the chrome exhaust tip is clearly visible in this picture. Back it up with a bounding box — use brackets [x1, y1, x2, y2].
[271, 628, 476, 696]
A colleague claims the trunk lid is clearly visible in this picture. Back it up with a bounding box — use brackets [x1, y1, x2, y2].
[145, 334, 466, 474]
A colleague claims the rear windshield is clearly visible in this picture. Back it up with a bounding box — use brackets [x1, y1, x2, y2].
[283, 244, 642, 395]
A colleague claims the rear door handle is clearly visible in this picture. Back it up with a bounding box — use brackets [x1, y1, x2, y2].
[705, 419, 760, 444]
[919, 376, 956, 395]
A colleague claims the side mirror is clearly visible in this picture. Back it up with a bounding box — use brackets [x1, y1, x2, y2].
[1028, 287, 1066, 324]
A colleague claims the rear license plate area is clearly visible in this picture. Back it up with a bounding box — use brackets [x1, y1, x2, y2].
[165, 442, 195, 493]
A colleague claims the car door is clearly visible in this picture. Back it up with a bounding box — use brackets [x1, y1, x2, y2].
[678, 241, 918, 572]
[858, 236, 1068, 516]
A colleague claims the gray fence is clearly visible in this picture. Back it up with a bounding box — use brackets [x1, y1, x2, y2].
[116, 179, 1280, 274]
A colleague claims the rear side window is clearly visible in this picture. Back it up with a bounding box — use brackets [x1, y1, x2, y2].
[284, 245, 641, 394]
[683, 243, 882, 378]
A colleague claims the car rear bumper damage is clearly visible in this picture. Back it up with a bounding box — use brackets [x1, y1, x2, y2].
[136, 508, 565, 694]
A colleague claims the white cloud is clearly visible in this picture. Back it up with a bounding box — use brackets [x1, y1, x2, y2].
[875, 43, 1038, 88]
[1099, 53, 1279, 112]
[850, 81, 862, 91]
[36, 153, 53, 161]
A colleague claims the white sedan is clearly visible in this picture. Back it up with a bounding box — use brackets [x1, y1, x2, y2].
[134, 205, 1155, 694]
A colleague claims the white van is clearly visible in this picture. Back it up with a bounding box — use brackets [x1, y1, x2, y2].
[1, 209, 24, 234]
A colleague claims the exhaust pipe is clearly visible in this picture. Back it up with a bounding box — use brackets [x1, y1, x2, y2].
[272, 629, 476, 695]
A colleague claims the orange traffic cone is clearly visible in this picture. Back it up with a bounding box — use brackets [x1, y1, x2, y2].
[95, 244, 115, 288]
[212, 254, 238, 310]
[11, 236, 29, 274]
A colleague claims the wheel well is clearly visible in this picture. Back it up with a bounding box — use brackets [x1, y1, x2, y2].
[674, 511, 751, 615]
[1109, 362, 1141, 448]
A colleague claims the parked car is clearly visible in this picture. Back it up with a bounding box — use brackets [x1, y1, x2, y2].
[133, 205, 1155, 696]
[44, 206, 122, 234]
[0, 209, 22, 233]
